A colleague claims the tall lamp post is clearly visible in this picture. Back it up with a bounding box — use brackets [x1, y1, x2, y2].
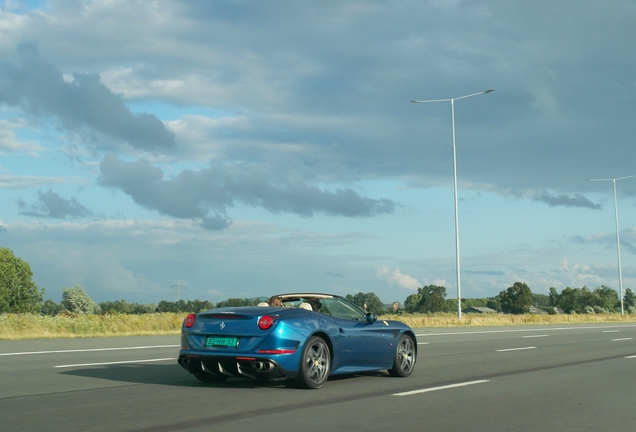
[412, 89, 494, 318]
[587, 175, 635, 315]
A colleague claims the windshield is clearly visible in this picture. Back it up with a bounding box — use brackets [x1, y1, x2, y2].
[274, 295, 367, 320]
[319, 298, 366, 320]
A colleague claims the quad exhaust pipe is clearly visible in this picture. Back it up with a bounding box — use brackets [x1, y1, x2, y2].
[253, 361, 275, 371]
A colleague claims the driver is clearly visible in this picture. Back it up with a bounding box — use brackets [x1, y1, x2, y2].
[267, 296, 283, 307]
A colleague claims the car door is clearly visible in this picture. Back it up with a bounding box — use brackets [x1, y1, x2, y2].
[322, 299, 396, 369]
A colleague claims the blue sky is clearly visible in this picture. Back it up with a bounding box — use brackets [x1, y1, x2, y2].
[1, 0, 636, 306]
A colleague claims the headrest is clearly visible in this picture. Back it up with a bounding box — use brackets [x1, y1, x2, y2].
[298, 302, 312, 311]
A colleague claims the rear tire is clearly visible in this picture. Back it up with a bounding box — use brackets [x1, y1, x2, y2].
[295, 336, 330, 389]
[388, 334, 416, 377]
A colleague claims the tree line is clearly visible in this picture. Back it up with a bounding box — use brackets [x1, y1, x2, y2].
[40, 286, 264, 315]
[2, 247, 635, 316]
[399, 282, 635, 315]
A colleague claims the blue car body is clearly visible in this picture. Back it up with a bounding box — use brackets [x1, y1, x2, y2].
[178, 293, 417, 388]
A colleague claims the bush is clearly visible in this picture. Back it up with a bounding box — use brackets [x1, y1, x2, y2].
[61, 286, 101, 314]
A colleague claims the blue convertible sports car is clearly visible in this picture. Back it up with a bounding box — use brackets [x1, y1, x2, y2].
[178, 293, 417, 389]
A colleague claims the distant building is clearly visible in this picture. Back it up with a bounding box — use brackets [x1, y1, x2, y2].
[465, 306, 498, 314]
[529, 306, 548, 315]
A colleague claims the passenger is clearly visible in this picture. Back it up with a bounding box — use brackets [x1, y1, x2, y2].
[267, 296, 283, 307]
[307, 299, 322, 313]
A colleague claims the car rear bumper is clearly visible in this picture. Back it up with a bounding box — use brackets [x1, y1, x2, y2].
[178, 352, 298, 380]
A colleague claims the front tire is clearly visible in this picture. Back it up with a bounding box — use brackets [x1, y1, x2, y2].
[296, 336, 331, 389]
[388, 334, 416, 377]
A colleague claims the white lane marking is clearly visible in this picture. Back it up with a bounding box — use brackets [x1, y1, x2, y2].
[393, 380, 490, 396]
[55, 358, 176, 368]
[0, 345, 179, 357]
[417, 342, 430, 345]
[496, 347, 536, 352]
[611, 338, 633, 342]
[603, 330, 619, 333]
[523, 335, 548, 338]
[416, 324, 636, 337]
[625, 355, 636, 358]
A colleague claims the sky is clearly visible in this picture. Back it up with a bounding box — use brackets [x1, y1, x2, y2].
[2, 0, 636, 306]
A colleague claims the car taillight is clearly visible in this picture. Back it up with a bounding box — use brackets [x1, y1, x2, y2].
[184, 313, 196, 328]
[258, 315, 274, 330]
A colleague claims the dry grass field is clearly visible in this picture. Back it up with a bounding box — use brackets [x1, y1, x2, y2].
[385, 312, 636, 328]
[2, 312, 636, 340]
[0, 313, 185, 340]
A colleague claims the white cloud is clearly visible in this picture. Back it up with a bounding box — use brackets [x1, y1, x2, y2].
[0, 118, 45, 155]
[375, 264, 420, 291]
[0, 173, 80, 189]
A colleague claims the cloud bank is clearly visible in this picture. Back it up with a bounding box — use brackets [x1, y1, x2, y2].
[98, 153, 395, 229]
[0, 45, 176, 152]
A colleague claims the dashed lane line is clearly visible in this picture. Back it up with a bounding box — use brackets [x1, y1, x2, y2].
[496, 347, 536, 352]
[393, 380, 490, 396]
[0, 345, 180, 356]
[54, 358, 176, 368]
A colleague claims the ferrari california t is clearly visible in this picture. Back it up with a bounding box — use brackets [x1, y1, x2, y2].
[177, 293, 417, 389]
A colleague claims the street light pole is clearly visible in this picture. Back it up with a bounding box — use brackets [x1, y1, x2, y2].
[587, 175, 635, 315]
[412, 88, 494, 318]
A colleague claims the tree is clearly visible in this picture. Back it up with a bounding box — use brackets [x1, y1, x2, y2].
[497, 282, 533, 314]
[416, 285, 448, 313]
[0, 247, 43, 313]
[157, 299, 187, 312]
[548, 287, 559, 307]
[61, 286, 101, 314]
[549, 286, 621, 314]
[486, 298, 501, 312]
[593, 286, 619, 312]
[462, 298, 489, 309]
[188, 299, 215, 313]
[100, 300, 133, 314]
[624, 288, 636, 310]
[345, 292, 385, 314]
[403, 294, 421, 313]
[41, 299, 64, 316]
[215, 298, 254, 308]
[531, 293, 550, 308]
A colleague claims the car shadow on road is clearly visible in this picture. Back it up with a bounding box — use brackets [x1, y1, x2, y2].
[60, 363, 294, 389]
[59, 363, 389, 389]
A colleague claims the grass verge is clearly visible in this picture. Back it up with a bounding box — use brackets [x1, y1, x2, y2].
[0, 313, 185, 340]
[2, 312, 636, 340]
[385, 312, 636, 328]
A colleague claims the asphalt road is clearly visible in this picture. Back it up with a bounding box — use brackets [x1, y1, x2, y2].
[1, 324, 636, 431]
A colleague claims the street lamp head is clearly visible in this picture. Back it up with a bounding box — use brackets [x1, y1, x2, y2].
[587, 175, 636, 182]
[412, 88, 494, 104]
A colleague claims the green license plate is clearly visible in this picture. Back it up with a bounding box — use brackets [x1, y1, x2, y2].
[206, 337, 238, 347]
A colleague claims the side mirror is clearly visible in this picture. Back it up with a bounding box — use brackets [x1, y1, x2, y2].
[365, 312, 377, 324]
